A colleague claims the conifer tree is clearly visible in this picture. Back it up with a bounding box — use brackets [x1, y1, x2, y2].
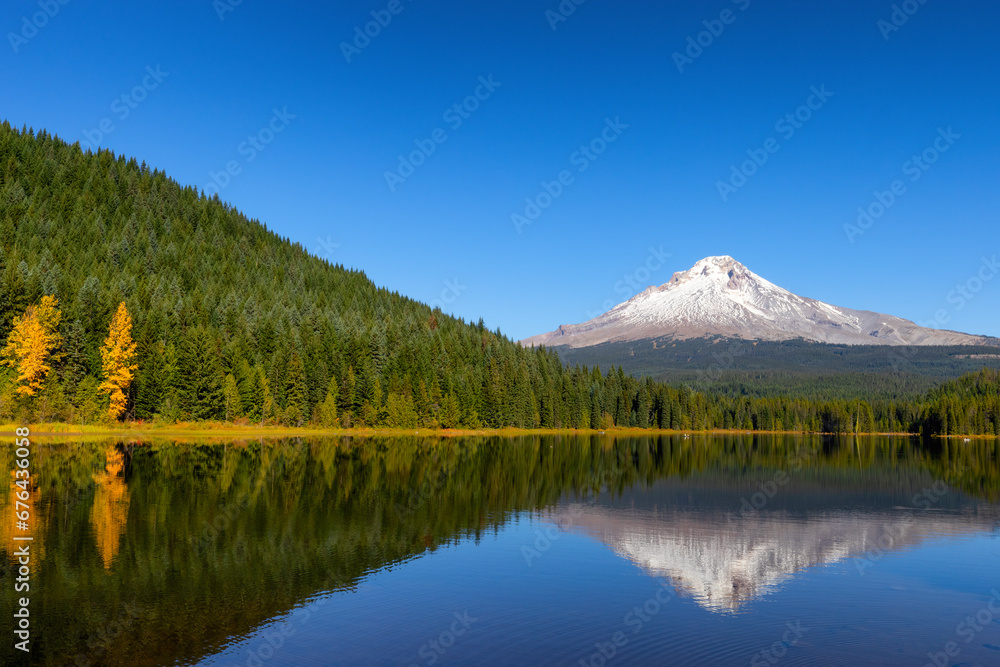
[284, 352, 307, 426]
[179, 327, 222, 420]
[133, 341, 164, 420]
[318, 376, 339, 428]
[59, 318, 89, 397]
[99, 302, 138, 420]
[223, 374, 241, 421]
[257, 365, 275, 425]
[235, 359, 258, 419]
[340, 366, 357, 427]
[439, 392, 461, 429]
[160, 342, 182, 418]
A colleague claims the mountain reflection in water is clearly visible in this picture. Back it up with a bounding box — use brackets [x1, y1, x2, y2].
[0, 434, 997, 666]
[552, 481, 1000, 614]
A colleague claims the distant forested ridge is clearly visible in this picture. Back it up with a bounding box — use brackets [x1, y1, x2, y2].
[1, 122, 998, 435]
[555, 337, 1000, 401]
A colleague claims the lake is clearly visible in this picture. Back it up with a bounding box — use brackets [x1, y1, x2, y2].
[2, 434, 999, 666]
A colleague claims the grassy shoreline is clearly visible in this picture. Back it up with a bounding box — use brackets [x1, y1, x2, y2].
[0, 421, 992, 440]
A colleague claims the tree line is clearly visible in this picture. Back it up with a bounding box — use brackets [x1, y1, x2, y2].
[1, 122, 998, 434]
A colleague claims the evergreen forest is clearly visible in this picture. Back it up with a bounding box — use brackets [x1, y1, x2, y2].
[1, 123, 998, 435]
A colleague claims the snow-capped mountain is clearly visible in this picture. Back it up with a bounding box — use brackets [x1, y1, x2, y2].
[521, 255, 991, 348]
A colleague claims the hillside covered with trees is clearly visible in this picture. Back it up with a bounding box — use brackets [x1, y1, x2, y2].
[556, 337, 1000, 401]
[1, 122, 999, 435]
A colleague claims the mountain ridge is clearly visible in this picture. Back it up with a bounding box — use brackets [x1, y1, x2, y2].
[522, 255, 994, 349]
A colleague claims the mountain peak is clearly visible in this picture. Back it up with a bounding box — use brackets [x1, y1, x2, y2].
[696, 254, 739, 267]
[682, 255, 742, 276]
[661, 255, 761, 296]
[522, 255, 992, 348]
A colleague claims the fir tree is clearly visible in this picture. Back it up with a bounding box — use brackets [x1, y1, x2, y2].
[223, 373, 241, 421]
[318, 376, 338, 428]
[284, 352, 307, 426]
[179, 327, 222, 420]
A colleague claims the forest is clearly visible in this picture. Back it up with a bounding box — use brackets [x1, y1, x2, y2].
[1, 122, 999, 435]
[557, 337, 1000, 400]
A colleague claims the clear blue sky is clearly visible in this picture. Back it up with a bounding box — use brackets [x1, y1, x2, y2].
[3, 0, 999, 340]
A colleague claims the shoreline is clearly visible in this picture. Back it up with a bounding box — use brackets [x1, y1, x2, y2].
[1, 422, 994, 440]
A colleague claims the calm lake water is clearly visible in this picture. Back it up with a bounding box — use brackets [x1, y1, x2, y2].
[2, 434, 999, 666]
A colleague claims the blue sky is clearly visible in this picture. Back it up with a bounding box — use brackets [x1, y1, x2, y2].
[3, 0, 999, 340]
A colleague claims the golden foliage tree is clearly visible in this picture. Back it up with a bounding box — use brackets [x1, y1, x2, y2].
[99, 302, 138, 420]
[1, 295, 63, 397]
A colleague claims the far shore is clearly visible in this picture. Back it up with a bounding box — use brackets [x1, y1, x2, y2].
[1, 422, 994, 441]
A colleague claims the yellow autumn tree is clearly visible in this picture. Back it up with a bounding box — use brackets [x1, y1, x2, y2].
[1, 295, 63, 396]
[99, 302, 138, 420]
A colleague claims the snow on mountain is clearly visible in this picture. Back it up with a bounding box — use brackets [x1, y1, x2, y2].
[521, 255, 990, 348]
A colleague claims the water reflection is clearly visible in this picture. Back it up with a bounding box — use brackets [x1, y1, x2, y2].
[553, 485, 1000, 614]
[0, 468, 45, 567]
[0, 434, 996, 665]
[91, 445, 130, 569]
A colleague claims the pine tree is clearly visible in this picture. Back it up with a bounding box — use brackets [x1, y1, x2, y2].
[340, 365, 357, 427]
[179, 327, 222, 420]
[236, 359, 258, 420]
[160, 341, 182, 417]
[59, 318, 89, 397]
[223, 373, 241, 421]
[0, 261, 31, 342]
[284, 351, 307, 426]
[385, 391, 418, 428]
[318, 376, 338, 428]
[361, 374, 383, 426]
[439, 391, 461, 429]
[257, 365, 275, 425]
[76, 376, 104, 424]
[133, 341, 164, 420]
